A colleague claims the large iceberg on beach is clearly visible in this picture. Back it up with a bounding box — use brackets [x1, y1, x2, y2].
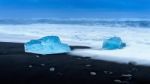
[102, 37, 126, 50]
[24, 36, 71, 55]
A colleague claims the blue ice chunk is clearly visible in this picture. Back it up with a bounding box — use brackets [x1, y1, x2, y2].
[102, 37, 126, 50]
[24, 36, 71, 55]
[39, 36, 61, 44]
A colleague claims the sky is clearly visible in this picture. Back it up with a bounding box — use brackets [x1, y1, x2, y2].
[0, 0, 150, 18]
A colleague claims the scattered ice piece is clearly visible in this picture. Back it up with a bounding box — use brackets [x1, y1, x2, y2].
[90, 72, 96, 76]
[102, 37, 126, 50]
[121, 81, 130, 84]
[114, 79, 122, 83]
[104, 71, 113, 75]
[85, 64, 91, 67]
[121, 74, 132, 80]
[49, 67, 55, 72]
[36, 55, 40, 58]
[76, 57, 82, 60]
[41, 64, 45, 66]
[24, 36, 71, 55]
[28, 65, 32, 68]
[121, 74, 132, 77]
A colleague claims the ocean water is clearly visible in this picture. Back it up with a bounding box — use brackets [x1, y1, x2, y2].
[0, 18, 150, 65]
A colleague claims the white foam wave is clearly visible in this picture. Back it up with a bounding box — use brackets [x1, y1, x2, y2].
[0, 24, 150, 65]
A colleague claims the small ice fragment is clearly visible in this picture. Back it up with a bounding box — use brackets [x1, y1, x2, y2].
[102, 37, 126, 50]
[121, 74, 132, 77]
[76, 57, 82, 60]
[104, 71, 113, 74]
[90, 72, 96, 76]
[121, 74, 132, 80]
[36, 55, 40, 58]
[114, 79, 122, 83]
[41, 64, 45, 66]
[49, 67, 55, 72]
[28, 65, 32, 68]
[85, 64, 91, 67]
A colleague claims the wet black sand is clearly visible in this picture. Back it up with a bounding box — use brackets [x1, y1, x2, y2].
[0, 42, 150, 84]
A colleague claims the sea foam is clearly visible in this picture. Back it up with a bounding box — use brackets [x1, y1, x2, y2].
[0, 20, 150, 65]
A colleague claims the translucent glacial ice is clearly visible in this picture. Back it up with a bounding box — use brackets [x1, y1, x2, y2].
[102, 37, 126, 50]
[24, 36, 71, 55]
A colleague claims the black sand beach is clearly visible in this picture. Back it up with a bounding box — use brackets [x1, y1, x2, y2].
[0, 42, 150, 84]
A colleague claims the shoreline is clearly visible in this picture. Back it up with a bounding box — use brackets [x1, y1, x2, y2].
[0, 42, 150, 84]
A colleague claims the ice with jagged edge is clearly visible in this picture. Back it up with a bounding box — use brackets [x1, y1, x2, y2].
[102, 37, 126, 50]
[24, 36, 71, 55]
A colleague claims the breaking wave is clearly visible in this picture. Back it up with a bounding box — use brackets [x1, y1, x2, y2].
[0, 18, 150, 28]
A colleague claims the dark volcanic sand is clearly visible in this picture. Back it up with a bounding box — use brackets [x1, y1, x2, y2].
[0, 42, 150, 84]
